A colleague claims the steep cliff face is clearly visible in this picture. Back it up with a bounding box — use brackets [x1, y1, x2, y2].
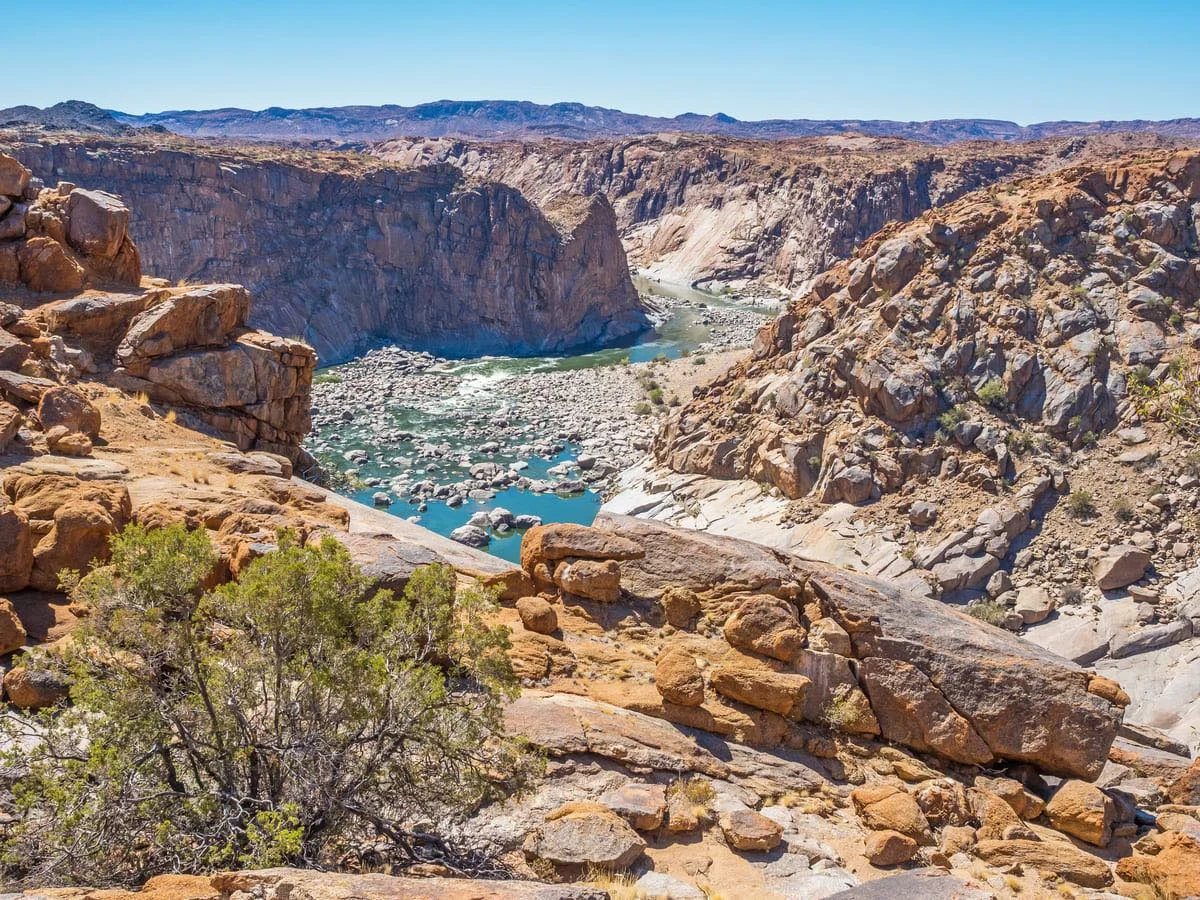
[375, 133, 1175, 291]
[5, 137, 646, 364]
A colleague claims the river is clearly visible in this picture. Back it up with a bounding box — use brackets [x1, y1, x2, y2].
[305, 279, 778, 563]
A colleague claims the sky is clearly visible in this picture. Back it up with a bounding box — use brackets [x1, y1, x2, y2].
[6, 0, 1197, 124]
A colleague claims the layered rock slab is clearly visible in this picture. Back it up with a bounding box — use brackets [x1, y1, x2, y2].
[594, 513, 1122, 777]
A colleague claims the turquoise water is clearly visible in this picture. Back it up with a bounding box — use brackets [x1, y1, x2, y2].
[347, 453, 603, 563]
[311, 281, 774, 563]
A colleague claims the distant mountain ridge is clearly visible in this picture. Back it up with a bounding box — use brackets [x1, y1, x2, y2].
[0, 100, 137, 135]
[107, 99, 1200, 145]
[4, 99, 1199, 146]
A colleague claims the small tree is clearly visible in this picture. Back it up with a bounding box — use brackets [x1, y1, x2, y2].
[1, 524, 535, 886]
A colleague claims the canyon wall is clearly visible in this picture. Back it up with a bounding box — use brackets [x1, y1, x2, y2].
[5, 137, 646, 365]
[376, 133, 1175, 291]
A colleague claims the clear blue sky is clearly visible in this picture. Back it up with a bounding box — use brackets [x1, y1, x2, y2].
[7, 0, 1197, 123]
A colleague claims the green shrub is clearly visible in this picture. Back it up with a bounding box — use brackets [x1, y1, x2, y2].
[967, 601, 1009, 627]
[938, 405, 967, 431]
[648, 387, 664, 405]
[821, 684, 872, 732]
[0, 525, 534, 886]
[634, 402, 652, 416]
[976, 379, 1008, 410]
[1007, 430, 1033, 455]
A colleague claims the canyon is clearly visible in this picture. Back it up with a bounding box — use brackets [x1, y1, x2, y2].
[3, 136, 646, 365]
[4, 121, 1200, 899]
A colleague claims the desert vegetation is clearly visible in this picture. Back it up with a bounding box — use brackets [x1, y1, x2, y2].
[0, 525, 536, 886]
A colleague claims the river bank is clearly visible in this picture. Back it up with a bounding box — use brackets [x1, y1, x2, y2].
[305, 282, 776, 561]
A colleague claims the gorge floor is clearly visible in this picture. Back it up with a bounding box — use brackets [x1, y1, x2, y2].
[306, 281, 777, 562]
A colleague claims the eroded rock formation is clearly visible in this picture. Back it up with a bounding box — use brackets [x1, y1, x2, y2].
[516, 517, 1124, 778]
[656, 150, 1200, 504]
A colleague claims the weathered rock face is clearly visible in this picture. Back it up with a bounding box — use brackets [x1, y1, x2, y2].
[656, 151, 1200, 503]
[105, 286, 316, 455]
[2, 459, 132, 592]
[0, 155, 316, 458]
[6, 138, 648, 365]
[583, 514, 1124, 778]
[375, 133, 1169, 291]
[0, 154, 139, 293]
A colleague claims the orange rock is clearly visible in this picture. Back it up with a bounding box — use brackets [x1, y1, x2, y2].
[1088, 674, 1131, 707]
[17, 235, 84, 292]
[519, 522, 643, 575]
[3, 666, 69, 709]
[0, 498, 33, 592]
[710, 663, 809, 718]
[553, 558, 621, 602]
[851, 783, 934, 845]
[38, 385, 102, 438]
[722, 594, 806, 662]
[515, 596, 557, 634]
[1117, 831, 1200, 900]
[655, 646, 705, 707]
[719, 808, 782, 851]
[865, 828, 918, 866]
[1045, 779, 1116, 848]
[0, 597, 28, 655]
[968, 786, 1035, 842]
[973, 839, 1112, 888]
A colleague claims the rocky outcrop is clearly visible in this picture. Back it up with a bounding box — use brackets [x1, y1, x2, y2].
[656, 150, 1200, 503]
[0, 155, 139, 292]
[0, 152, 315, 457]
[5, 137, 648, 364]
[520, 516, 1124, 778]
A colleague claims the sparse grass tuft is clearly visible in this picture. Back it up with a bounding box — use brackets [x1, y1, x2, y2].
[1113, 497, 1135, 522]
[584, 868, 637, 899]
[967, 601, 1009, 627]
[1066, 490, 1096, 519]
